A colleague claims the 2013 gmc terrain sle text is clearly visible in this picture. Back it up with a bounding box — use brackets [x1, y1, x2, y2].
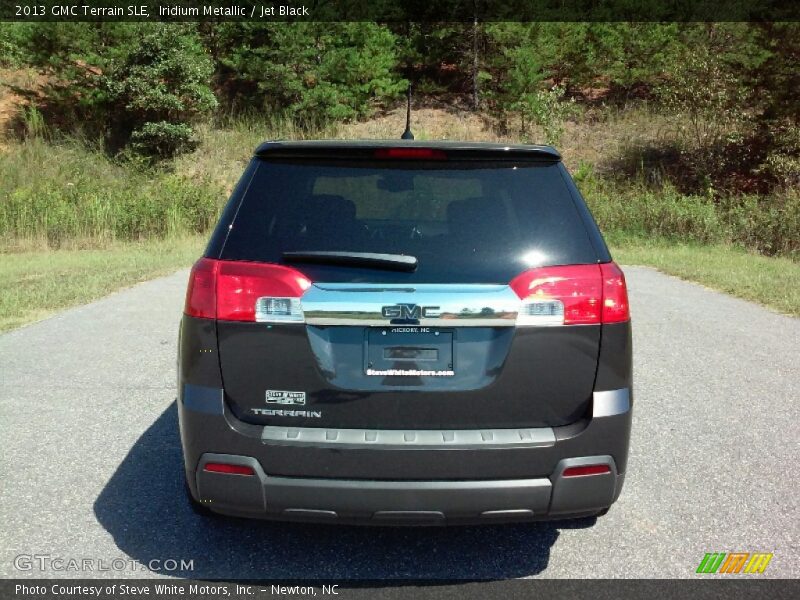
[177, 140, 632, 525]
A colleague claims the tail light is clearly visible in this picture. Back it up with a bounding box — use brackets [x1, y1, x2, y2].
[510, 262, 629, 326]
[184, 258, 218, 319]
[216, 261, 310, 322]
[599, 262, 629, 323]
[184, 258, 311, 322]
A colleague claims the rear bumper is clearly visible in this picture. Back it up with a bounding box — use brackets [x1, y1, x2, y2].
[178, 384, 632, 524]
[196, 452, 623, 524]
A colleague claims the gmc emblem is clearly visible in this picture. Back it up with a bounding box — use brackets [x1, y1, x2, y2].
[381, 303, 441, 320]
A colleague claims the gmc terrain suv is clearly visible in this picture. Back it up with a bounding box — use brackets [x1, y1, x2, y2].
[178, 140, 632, 524]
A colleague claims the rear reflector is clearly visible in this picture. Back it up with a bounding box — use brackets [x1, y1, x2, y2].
[562, 464, 612, 477]
[510, 262, 629, 326]
[374, 148, 447, 160]
[184, 258, 311, 322]
[203, 463, 255, 476]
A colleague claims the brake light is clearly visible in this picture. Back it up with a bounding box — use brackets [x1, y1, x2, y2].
[184, 258, 218, 319]
[511, 264, 602, 325]
[183, 258, 311, 322]
[562, 464, 611, 477]
[374, 148, 447, 160]
[203, 463, 255, 476]
[217, 261, 310, 322]
[600, 262, 629, 323]
[510, 262, 629, 326]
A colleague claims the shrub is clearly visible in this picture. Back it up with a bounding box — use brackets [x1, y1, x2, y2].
[129, 121, 196, 158]
[720, 192, 800, 257]
[512, 85, 575, 145]
[104, 24, 217, 158]
[657, 44, 753, 190]
[582, 176, 799, 259]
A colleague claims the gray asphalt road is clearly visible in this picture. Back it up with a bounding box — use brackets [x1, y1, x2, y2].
[1, 266, 798, 579]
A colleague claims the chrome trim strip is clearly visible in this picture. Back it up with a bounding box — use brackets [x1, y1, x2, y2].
[260, 425, 556, 448]
[301, 283, 520, 327]
[592, 388, 631, 417]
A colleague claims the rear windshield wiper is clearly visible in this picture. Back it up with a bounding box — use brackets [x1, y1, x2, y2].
[282, 251, 418, 271]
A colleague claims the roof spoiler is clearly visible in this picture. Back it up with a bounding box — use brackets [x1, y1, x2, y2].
[254, 141, 561, 162]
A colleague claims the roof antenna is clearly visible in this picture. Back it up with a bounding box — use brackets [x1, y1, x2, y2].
[401, 83, 414, 140]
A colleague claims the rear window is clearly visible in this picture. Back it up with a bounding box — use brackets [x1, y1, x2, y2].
[219, 158, 598, 283]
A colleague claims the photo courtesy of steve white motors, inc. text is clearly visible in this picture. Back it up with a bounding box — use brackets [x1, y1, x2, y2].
[14, 583, 340, 597]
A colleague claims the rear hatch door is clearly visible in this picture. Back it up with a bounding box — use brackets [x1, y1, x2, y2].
[214, 148, 604, 429]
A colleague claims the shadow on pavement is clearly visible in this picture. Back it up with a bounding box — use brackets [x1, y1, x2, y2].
[94, 403, 595, 579]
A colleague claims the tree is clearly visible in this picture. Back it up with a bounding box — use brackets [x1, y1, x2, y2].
[590, 23, 681, 100]
[482, 24, 575, 142]
[215, 23, 405, 122]
[657, 24, 769, 189]
[12, 23, 215, 158]
[0, 23, 35, 67]
[749, 23, 800, 187]
[105, 24, 217, 157]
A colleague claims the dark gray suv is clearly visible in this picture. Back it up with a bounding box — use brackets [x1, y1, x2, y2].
[178, 140, 632, 524]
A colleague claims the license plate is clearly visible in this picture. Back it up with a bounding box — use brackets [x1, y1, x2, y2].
[365, 328, 454, 376]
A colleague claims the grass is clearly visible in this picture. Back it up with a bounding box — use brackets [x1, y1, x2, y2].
[0, 138, 225, 248]
[2, 111, 797, 258]
[0, 107, 797, 331]
[0, 236, 204, 332]
[582, 178, 800, 259]
[1, 235, 796, 335]
[611, 238, 800, 317]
